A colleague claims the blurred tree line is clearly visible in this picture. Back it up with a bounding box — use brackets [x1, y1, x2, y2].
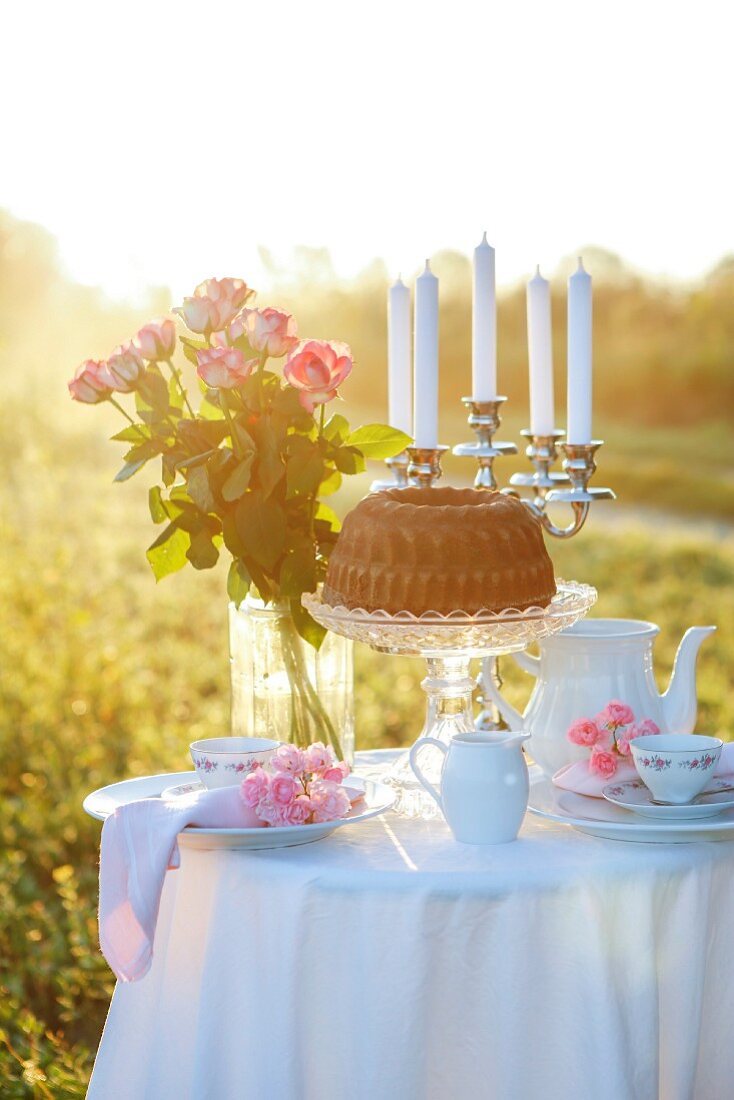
[2, 208, 732, 431]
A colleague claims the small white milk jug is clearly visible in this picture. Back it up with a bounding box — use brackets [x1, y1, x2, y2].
[409, 732, 530, 844]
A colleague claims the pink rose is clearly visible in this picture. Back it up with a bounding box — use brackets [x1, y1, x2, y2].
[255, 796, 286, 827]
[196, 346, 255, 389]
[616, 725, 640, 756]
[322, 763, 350, 783]
[210, 309, 251, 349]
[271, 744, 307, 777]
[567, 717, 604, 747]
[588, 748, 618, 779]
[175, 277, 253, 334]
[637, 718, 661, 736]
[68, 359, 116, 403]
[271, 774, 299, 807]
[240, 767, 270, 808]
[596, 700, 635, 731]
[280, 796, 313, 826]
[303, 742, 335, 775]
[283, 340, 353, 412]
[308, 778, 351, 823]
[245, 307, 298, 358]
[134, 318, 177, 361]
[107, 341, 145, 392]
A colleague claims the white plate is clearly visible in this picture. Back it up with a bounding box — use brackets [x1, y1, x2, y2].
[83, 771, 395, 850]
[528, 770, 734, 842]
[601, 777, 734, 821]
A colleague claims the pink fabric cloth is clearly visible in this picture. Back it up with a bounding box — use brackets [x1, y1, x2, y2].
[553, 742, 734, 798]
[99, 786, 263, 982]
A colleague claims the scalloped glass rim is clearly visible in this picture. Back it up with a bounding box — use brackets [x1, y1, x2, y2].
[302, 580, 596, 627]
[301, 580, 597, 656]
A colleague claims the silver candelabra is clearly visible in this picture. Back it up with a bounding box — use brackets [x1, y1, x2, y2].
[370, 392, 615, 730]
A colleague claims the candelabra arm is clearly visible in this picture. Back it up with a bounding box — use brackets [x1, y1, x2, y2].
[370, 449, 410, 493]
[537, 500, 590, 539]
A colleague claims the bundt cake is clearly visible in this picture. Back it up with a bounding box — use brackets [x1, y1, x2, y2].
[322, 486, 556, 616]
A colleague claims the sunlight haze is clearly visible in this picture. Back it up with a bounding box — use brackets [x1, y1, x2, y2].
[3, 0, 732, 300]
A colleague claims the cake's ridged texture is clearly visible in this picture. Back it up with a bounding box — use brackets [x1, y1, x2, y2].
[323, 486, 556, 616]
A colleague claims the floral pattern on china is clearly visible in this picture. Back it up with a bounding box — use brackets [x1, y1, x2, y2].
[240, 742, 354, 827]
[566, 700, 661, 779]
[636, 750, 717, 773]
[191, 756, 258, 775]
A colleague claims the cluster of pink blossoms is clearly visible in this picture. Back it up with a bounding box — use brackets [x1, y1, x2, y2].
[240, 742, 352, 827]
[69, 275, 354, 415]
[567, 700, 661, 778]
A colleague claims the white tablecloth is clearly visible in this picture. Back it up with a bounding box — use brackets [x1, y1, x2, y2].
[88, 758, 734, 1100]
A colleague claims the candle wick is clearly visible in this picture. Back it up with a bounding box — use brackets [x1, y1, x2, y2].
[481, 231, 488, 244]
[577, 256, 584, 270]
[423, 259, 431, 273]
[535, 264, 541, 277]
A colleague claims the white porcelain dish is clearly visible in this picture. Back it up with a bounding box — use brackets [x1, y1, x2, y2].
[601, 777, 734, 821]
[83, 771, 395, 850]
[528, 769, 734, 842]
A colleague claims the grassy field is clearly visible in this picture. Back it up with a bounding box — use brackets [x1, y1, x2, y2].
[1, 398, 733, 1093]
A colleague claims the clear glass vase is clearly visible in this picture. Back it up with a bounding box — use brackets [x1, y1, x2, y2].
[229, 595, 355, 762]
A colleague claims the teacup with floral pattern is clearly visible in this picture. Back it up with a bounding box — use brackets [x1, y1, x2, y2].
[630, 734, 722, 804]
[190, 737, 281, 789]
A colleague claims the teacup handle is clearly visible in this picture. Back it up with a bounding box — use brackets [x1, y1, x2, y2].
[409, 737, 447, 811]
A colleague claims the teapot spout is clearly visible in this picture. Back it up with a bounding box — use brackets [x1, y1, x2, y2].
[661, 626, 716, 733]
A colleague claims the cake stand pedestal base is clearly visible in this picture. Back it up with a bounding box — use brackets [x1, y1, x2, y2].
[384, 656, 476, 818]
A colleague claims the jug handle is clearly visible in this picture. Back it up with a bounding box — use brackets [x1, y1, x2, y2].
[409, 738, 447, 812]
[512, 649, 540, 676]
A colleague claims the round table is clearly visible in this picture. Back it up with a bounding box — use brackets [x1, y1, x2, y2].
[87, 754, 734, 1100]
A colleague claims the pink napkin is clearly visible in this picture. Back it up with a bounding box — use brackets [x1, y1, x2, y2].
[553, 742, 734, 798]
[99, 786, 263, 983]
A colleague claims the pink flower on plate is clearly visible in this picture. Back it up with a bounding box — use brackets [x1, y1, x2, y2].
[283, 340, 353, 412]
[588, 747, 618, 779]
[596, 700, 635, 731]
[175, 277, 253, 334]
[196, 346, 255, 389]
[322, 762, 350, 783]
[107, 341, 145, 392]
[637, 718, 661, 736]
[255, 796, 286, 827]
[567, 717, 604, 747]
[271, 774, 299, 807]
[245, 307, 298, 358]
[134, 318, 177, 361]
[308, 779, 351, 823]
[68, 359, 116, 403]
[240, 767, 270, 808]
[280, 796, 313, 826]
[303, 742, 335, 775]
[271, 744, 307, 777]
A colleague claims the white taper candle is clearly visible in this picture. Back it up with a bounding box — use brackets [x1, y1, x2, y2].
[527, 266, 554, 436]
[472, 232, 497, 400]
[413, 260, 439, 448]
[567, 257, 593, 444]
[387, 277, 412, 437]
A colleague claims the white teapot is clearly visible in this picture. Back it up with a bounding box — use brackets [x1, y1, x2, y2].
[409, 732, 530, 844]
[484, 619, 716, 777]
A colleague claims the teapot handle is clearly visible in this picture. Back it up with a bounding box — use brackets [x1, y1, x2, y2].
[408, 738, 447, 812]
[481, 659, 525, 730]
[512, 650, 540, 676]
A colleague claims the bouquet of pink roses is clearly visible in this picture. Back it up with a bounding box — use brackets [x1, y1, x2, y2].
[240, 741, 354, 827]
[567, 700, 661, 779]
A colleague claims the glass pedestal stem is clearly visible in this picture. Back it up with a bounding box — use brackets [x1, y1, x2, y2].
[385, 654, 476, 818]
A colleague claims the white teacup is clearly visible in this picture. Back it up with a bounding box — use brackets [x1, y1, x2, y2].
[190, 737, 280, 789]
[630, 734, 723, 804]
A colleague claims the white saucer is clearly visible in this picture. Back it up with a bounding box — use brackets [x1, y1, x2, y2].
[528, 770, 734, 843]
[602, 777, 734, 820]
[83, 771, 395, 850]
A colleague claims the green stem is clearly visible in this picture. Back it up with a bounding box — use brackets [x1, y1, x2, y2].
[277, 612, 344, 759]
[166, 359, 195, 417]
[108, 397, 148, 439]
[220, 391, 241, 457]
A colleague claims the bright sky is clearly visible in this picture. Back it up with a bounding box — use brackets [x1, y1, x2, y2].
[3, 0, 732, 301]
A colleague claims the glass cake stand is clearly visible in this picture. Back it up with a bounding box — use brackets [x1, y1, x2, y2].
[302, 580, 597, 817]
